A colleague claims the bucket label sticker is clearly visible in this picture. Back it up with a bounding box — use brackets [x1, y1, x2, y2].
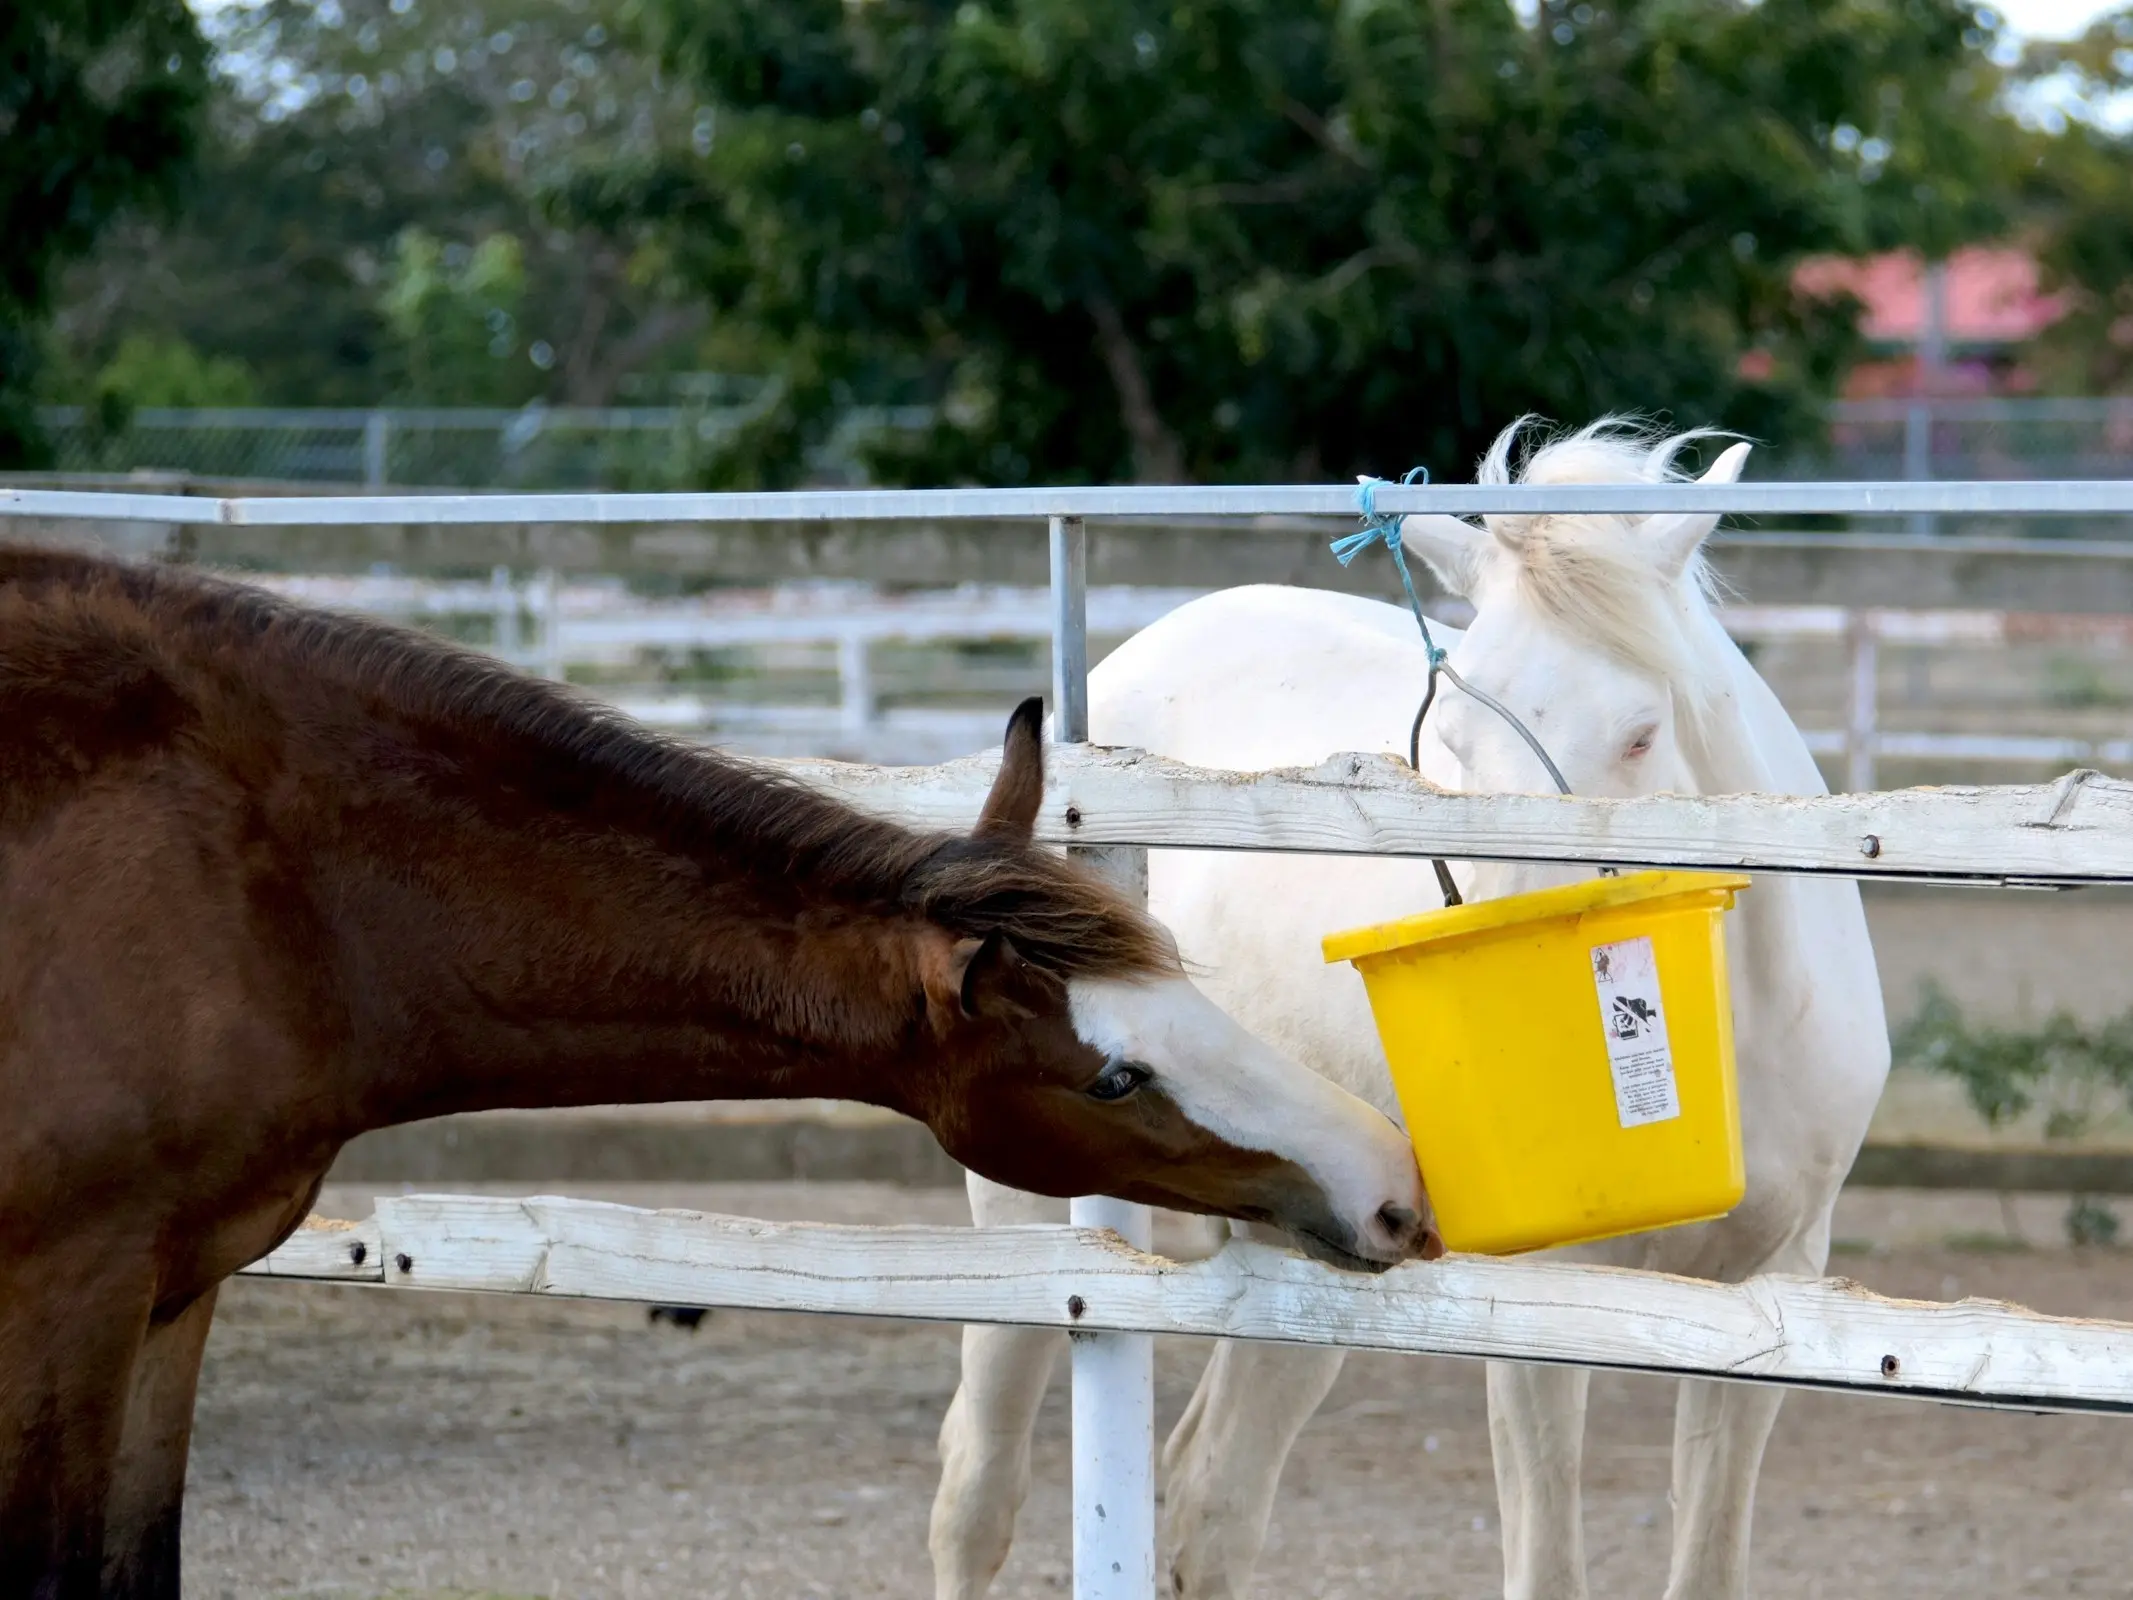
[1590, 936, 1680, 1128]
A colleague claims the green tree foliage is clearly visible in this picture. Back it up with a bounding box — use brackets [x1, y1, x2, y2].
[379, 229, 529, 404]
[1, 0, 210, 464]
[93, 333, 260, 408]
[47, 0, 710, 407]
[618, 0, 2014, 487]
[2004, 8, 2133, 393]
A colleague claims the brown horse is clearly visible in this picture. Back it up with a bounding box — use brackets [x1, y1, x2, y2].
[0, 546, 1431, 1599]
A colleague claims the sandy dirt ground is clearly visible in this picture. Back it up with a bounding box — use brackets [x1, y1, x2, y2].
[183, 1183, 2133, 1599]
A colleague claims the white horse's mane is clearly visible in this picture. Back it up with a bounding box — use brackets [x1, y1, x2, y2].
[1472, 415, 1734, 732]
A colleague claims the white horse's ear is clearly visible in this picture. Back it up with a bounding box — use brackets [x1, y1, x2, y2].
[1399, 513, 1491, 597]
[1646, 441, 1751, 579]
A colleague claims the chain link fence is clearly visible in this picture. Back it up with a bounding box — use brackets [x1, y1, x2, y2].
[31, 398, 2133, 492]
[1819, 399, 2133, 482]
[33, 402, 933, 490]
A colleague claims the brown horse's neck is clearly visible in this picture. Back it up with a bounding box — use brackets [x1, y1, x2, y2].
[262, 675, 980, 1130]
[311, 788, 938, 1130]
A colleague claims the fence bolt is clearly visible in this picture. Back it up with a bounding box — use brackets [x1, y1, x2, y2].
[1860, 835, 1882, 859]
[349, 1241, 367, 1266]
[1068, 1295, 1087, 1320]
[395, 1253, 414, 1275]
[1880, 1353, 1900, 1377]
[1065, 806, 1083, 829]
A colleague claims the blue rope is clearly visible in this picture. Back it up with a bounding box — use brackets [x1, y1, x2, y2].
[1334, 467, 1577, 802]
[1331, 467, 1448, 673]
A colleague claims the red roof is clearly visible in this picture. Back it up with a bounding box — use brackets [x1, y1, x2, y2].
[1794, 247, 2068, 346]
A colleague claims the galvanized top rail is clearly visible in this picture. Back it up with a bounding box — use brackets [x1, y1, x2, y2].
[11, 480, 2133, 527]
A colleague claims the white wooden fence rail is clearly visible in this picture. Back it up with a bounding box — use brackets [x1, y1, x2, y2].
[239, 1196, 2133, 1416]
[784, 744, 2133, 884]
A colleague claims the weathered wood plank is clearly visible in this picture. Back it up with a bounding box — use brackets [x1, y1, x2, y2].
[241, 1215, 384, 1281]
[265, 1195, 2133, 1414]
[778, 747, 2133, 884]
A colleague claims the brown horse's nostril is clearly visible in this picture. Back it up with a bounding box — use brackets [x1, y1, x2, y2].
[1376, 1203, 1445, 1260]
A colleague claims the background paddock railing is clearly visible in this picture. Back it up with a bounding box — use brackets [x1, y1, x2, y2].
[225, 570, 2133, 780]
[243, 572, 1202, 756]
[1721, 605, 2133, 788]
[10, 478, 2133, 1600]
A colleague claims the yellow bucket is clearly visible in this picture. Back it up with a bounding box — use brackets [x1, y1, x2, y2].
[1322, 870, 1749, 1256]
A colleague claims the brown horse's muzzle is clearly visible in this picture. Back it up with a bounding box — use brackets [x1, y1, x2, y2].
[1115, 1154, 1444, 1273]
[1275, 1185, 1446, 1273]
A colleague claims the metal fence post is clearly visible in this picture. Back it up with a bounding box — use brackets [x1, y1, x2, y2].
[362, 411, 391, 489]
[491, 566, 520, 662]
[1902, 400, 1940, 539]
[530, 568, 563, 681]
[837, 632, 876, 735]
[1906, 263, 1946, 538]
[1846, 611, 1880, 794]
[1050, 513, 1157, 1600]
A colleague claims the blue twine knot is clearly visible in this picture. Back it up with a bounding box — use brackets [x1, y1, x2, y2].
[1331, 466, 1444, 665]
[1329, 465, 1430, 568]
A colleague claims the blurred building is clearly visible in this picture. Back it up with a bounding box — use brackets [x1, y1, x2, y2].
[1795, 247, 2070, 397]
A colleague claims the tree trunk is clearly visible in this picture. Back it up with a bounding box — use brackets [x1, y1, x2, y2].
[1086, 293, 1187, 484]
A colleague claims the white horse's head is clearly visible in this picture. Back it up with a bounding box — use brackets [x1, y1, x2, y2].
[1401, 417, 1746, 811]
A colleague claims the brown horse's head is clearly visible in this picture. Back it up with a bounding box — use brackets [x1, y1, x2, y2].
[898, 701, 1436, 1272]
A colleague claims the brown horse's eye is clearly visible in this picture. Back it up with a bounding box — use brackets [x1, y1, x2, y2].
[1087, 1059, 1153, 1103]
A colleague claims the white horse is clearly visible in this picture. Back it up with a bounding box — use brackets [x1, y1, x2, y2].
[929, 419, 1890, 1600]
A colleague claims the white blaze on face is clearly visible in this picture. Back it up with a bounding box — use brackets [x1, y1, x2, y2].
[1066, 973, 1424, 1246]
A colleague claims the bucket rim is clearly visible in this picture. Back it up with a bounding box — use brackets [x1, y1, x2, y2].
[1320, 868, 1751, 965]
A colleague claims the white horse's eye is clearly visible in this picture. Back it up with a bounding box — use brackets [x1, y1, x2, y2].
[1624, 726, 1658, 760]
[1087, 1058, 1153, 1103]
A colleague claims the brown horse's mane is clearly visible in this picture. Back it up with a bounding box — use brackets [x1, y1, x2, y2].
[0, 545, 1176, 983]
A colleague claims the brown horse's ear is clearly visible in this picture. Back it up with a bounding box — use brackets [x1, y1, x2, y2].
[919, 929, 1028, 1033]
[974, 697, 1046, 843]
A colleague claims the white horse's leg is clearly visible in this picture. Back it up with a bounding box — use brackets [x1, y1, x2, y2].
[931, 1174, 1068, 1600]
[1658, 1229, 1826, 1600]
[1487, 1361, 1592, 1600]
[1658, 1380, 1784, 1600]
[1161, 1341, 1346, 1599]
[1159, 1226, 1347, 1600]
